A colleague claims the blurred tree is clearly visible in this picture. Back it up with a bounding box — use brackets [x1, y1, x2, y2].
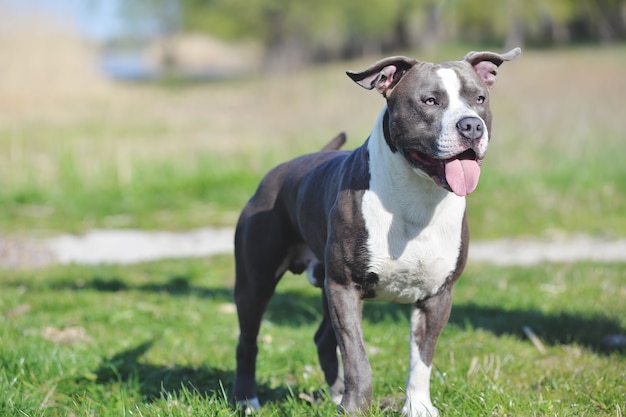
[138, 0, 626, 71]
[178, 0, 411, 69]
[436, 0, 626, 47]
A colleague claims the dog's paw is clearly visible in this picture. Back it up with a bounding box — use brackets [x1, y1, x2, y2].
[401, 401, 439, 417]
[329, 379, 345, 405]
[236, 397, 261, 415]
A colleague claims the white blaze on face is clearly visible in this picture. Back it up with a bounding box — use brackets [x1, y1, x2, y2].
[435, 68, 489, 157]
[437, 68, 462, 105]
[435, 68, 487, 196]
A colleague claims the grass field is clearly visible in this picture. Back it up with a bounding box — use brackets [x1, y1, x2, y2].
[1, 40, 625, 416]
[1, 258, 624, 416]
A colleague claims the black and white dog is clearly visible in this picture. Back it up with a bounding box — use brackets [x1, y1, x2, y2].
[233, 48, 520, 416]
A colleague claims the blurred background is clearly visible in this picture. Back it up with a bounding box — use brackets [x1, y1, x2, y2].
[0, 0, 625, 240]
[2, 0, 625, 78]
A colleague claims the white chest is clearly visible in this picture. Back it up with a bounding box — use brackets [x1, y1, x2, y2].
[361, 189, 464, 303]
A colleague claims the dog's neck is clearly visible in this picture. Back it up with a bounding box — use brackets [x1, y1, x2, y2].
[382, 110, 396, 153]
[366, 107, 464, 224]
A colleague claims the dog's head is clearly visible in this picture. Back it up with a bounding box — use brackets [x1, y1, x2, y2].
[347, 48, 520, 196]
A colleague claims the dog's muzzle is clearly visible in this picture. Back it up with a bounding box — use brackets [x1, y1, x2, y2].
[406, 148, 482, 197]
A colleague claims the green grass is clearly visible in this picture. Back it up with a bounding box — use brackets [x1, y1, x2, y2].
[1, 257, 624, 416]
[2, 140, 624, 237]
[0, 146, 265, 232]
[1, 46, 625, 237]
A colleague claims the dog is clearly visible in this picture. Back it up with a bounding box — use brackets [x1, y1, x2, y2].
[233, 48, 520, 416]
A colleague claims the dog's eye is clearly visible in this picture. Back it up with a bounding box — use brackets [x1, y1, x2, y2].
[424, 97, 438, 106]
[476, 95, 486, 104]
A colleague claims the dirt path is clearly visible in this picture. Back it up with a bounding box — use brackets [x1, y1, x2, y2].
[1, 228, 626, 269]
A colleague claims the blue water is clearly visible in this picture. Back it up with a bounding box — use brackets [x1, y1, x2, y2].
[1, 0, 181, 80]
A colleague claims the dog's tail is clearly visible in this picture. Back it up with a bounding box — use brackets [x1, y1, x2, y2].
[321, 132, 347, 151]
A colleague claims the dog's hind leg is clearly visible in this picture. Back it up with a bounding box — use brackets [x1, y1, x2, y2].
[232, 278, 266, 411]
[315, 290, 345, 405]
[232, 216, 293, 411]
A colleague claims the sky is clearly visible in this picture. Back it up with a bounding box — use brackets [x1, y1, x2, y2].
[0, 0, 181, 42]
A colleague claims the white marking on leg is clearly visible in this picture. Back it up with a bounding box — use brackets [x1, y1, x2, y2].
[402, 309, 439, 417]
[306, 261, 319, 286]
[331, 391, 343, 405]
[330, 346, 345, 404]
[237, 397, 261, 414]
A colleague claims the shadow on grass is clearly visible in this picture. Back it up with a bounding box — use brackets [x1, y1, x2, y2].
[270, 293, 625, 355]
[92, 340, 230, 400]
[448, 303, 625, 355]
[55, 274, 234, 301]
[50, 275, 624, 355]
[85, 340, 292, 406]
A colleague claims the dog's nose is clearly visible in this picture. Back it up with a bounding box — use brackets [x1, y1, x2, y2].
[456, 117, 484, 141]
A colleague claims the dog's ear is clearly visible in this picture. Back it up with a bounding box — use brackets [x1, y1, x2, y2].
[346, 56, 418, 96]
[463, 47, 521, 88]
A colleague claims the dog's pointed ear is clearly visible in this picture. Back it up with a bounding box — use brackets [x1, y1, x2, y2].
[463, 47, 521, 88]
[346, 56, 418, 96]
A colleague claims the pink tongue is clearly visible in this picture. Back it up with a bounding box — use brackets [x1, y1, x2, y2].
[444, 159, 481, 196]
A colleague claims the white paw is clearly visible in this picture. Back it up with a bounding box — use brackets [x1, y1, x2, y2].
[236, 397, 261, 415]
[401, 401, 439, 417]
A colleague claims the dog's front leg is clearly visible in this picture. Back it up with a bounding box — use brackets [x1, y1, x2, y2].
[402, 289, 452, 417]
[315, 290, 345, 404]
[325, 278, 372, 414]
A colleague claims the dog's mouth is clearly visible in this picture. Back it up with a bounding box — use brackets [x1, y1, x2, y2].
[406, 148, 483, 196]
